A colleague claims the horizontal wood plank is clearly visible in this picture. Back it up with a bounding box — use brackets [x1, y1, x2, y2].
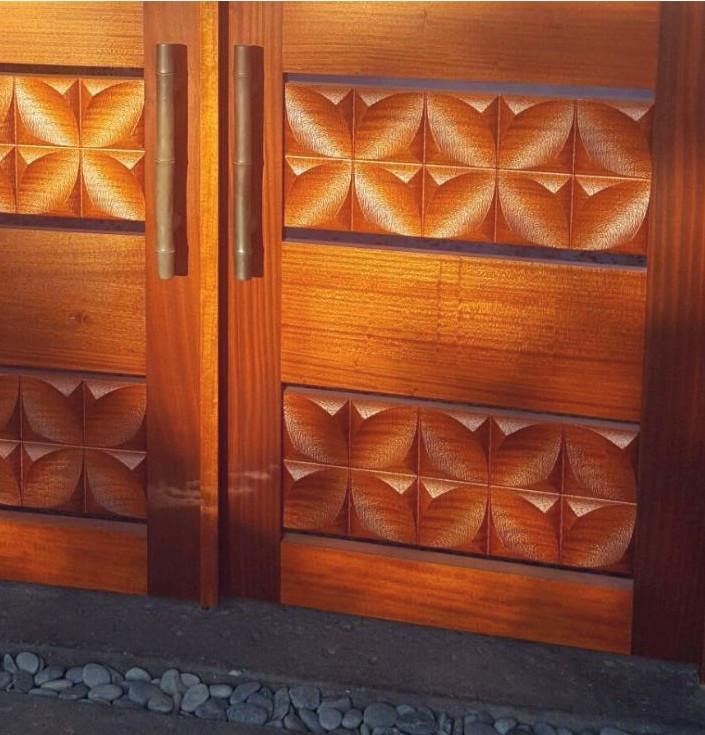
[0, 509, 146, 595]
[281, 243, 646, 421]
[281, 534, 632, 654]
[1, 2, 143, 69]
[283, 2, 659, 90]
[0, 228, 145, 376]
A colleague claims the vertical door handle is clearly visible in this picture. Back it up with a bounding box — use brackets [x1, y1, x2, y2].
[155, 43, 176, 280]
[233, 45, 262, 281]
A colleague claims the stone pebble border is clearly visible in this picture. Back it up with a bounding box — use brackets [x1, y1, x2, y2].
[0, 650, 634, 735]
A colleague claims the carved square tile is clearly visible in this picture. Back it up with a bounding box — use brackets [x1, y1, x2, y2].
[80, 78, 144, 150]
[80, 149, 145, 220]
[350, 469, 417, 544]
[84, 380, 146, 451]
[16, 145, 80, 216]
[21, 375, 83, 445]
[14, 76, 80, 147]
[352, 161, 423, 236]
[561, 495, 635, 573]
[283, 460, 348, 535]
[575, 100, 652, 179]
[350, 397, 418, 474]
[283, 390, 349, 466]
[563, 425, 638, 503]
[22, 443, 84, 512]
[0, 441, 21, 507]
[423, 166, 496, 241]
[496, 170, 572, 248]
[489, 486, 561, 564]
[425, 93, 498, 168]
[419, 478, 488, 553]
[0, 145, 16, 213]
[0, 76, 14, 143]
[284, 156, 352, 231]
[354, 89, 424, 164]
[84, 448, 146, 520]
[498, 97, 575, 173]
[0, 374, 20, 440]
[418, 407, 489, 483]
[572, 175, 649, 254]
[285, 84, 353, 160]
[491, 417, 562, 493]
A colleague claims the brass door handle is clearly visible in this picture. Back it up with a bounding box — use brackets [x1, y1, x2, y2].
[233, 45, 262, 281]
[155, 43, 176, 280]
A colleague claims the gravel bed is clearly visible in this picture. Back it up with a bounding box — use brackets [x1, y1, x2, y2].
[0, 650, 638, 735]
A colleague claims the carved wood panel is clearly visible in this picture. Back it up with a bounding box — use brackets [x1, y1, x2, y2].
[0, 370, 146, 521]
[284, 84, 652, 253]
[283, 387, 637, 574]
[0, 74, 144, 220]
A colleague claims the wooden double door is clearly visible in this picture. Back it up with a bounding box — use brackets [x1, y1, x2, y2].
[1, 2, 704, 671]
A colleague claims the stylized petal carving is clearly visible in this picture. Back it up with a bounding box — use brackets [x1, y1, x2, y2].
[84, 382, 146, 450]
[572, 177, 649, 252]
[562, 497, 635, 570]
[490, 487, 560, 563]
[564, 426, 637, 502]
[85, 449, 146, 519]
[576, 101, 651, 178]
[283, 461, 348, 534]
[81, 80, 144, 149]
[286, 85, 352, 158]
[419, 408, 488, 483]
[285, 157, 351, 229]
[350, 400, 418, 473]
[355, 91, 424, 162]
[426, 93, 496, 167]
[0, 374, 20, 438]
[354, 163, 422, 236]
[492, 420, 562, 492]
[0, 77, 14, 142]
[21, 376, 83, 445]
[0, 441, 21, 506]
[424, 167, 495, 240]
[0, 147, 15, 212]
[16, 148, 79, 214]
[419, 479, 487, 551]
[284, 391, 348, 466]
[350, 470, 417, 544]
[22, 444, 83, 511]
[498, 171, 570, 248]
[81, 150, 144, 220]
[499, 99, 574, 171]
[15, 77, 79, 146]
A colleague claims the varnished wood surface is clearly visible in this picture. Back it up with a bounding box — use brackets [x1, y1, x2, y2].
[0, 2, 143, 69]
[223, 2, 283, 601]
[281, 243, 646, 421]
[0, 227, 145, 375]
[144, 2, 220, 600]
[281, 534, 633, 654]
[633, 4, 705, 665]
[282, 2, 659, 90]
[0, 509, 146, 595]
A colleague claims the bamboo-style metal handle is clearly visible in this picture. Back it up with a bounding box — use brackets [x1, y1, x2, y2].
[233, 45, 259, 281]
[155, 43, 176, 280]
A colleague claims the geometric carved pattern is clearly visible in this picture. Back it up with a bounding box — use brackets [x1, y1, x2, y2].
[283, 387, 638, 574]
[0, 75, 144, 220]
[284, 84, 652, 253]
[0, 370, 146, 520]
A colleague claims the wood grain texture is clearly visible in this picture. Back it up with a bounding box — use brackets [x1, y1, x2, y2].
[223, 2, 283, 601]
[0, 509, 146, 595]
[0, 228, 145, 375]
[633, 4, 705, 664]
[282, 2, 658, 89]
[282, 244, 646, 421]
[144, 2, 220, 600]
[0, 2, 143, 68]
[285, 87, 652, 253]
[281, 534, 633, 654]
